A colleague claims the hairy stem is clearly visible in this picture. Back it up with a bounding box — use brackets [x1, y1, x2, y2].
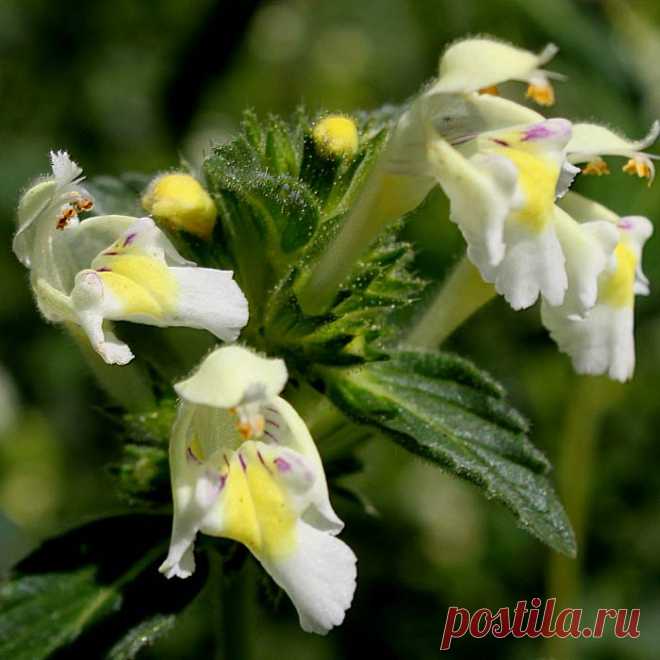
[218, 556, 256, 660]
[545, 376, 622, 660]
[405, 256, 496, 347]
[296, 166, 433, 316]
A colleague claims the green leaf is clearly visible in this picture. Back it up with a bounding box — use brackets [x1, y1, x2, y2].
[0, 516, 206, 660]
[203, 111, 321, 317]
[202, 108, 407, 349]
[107, 614, 176, 660]
[320, 348, 576, 556]
[109, 400, 177, 506]
[264, 219, 426, 364]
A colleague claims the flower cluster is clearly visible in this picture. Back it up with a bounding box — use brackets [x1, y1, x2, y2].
[12, 34, 656, 637]
[374, 37, 656, 381]
[13, 154, 357, 634]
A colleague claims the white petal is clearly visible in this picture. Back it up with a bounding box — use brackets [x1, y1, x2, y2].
[492, 223, 567, 309]
[426, 92, 544, 145]
[427, 139, 518, 271]
[175, 346, 287, 409]
[160, 543, 196, 580]
[542, 302, 635, 382]
[617, 215, 654, 253]
[384, 100, 434, 177]
[567, 121, 660, 162]
[160, 403, 219, 579]
[15, 151, 89, 269]
[33, 277, 75, 323]
[433, 38, 558, 94]
[269, 397, 344, 534]
[477, 118, 573, 168]
[559, 191, 620, 225]
[556, 161, 580, 199]
[13, 180, 59, 267]
[61, 215, 137, 271]
[68, 218, 248, 362]
[49, 150, 83, 184]
[164, 267, 248, 342]
[70, 270, 135, 365]
[259, 520, 357, 635]
[552, 206, 619, 315]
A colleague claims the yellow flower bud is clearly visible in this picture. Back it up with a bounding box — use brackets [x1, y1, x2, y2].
[142, 173, 216, 240]
[312, 115, 359, 159]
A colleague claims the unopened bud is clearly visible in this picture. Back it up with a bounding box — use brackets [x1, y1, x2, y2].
[142, 173, 216, 240]
[312, 115, 359, 159]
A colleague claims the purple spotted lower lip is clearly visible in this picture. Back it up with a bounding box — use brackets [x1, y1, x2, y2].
[618, 218, 634, 230]
[523, 119, 571, 141]
[274, 457, 291, 472]
[523, 124, 554, 141]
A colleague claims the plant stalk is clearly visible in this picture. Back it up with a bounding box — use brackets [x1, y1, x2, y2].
[216, 554, 256, 660]
[545, 376, 622, 660]
[296, 165, 433, 316]
[405, 255, 496, 347]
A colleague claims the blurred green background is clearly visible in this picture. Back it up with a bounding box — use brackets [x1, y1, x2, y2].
[1, 0, 660, 658]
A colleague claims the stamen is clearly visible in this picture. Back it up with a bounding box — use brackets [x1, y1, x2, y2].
[478, 85, 499, 96]
[582, 159, 610, 176]
[623, 157, 653, 184]
[526, 82, 555, 106]
[55, 204, 77, 230]
[235, 404, 266, 440]
[68, 191, 94, 213]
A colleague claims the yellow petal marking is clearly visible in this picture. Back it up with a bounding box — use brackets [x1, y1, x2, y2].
[599, 243, 636, 308]
[99, 255, 177, 317]
[498, 147, 558, 232]
[220, 445, 297, 558]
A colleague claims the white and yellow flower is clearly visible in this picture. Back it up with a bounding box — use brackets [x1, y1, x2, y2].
[14, 152, 248, 365]
[160, 346, 356, 635]
[428, 118, 581, 309]
[296, 37, 569, 314]
[567, 121, 660, 184]
[429, 37, 561, 106]
[541, 193, 652, 381]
